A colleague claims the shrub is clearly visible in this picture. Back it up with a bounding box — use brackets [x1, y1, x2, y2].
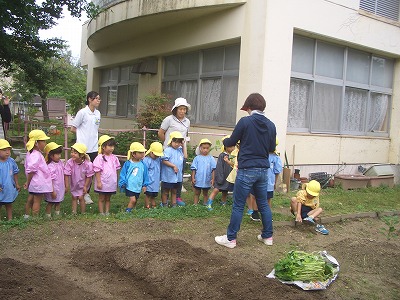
[113, 131, 142, 156]
[136, 92, 172, 142]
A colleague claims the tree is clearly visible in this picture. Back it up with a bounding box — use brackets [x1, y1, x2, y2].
[11, 50, 86, 120]
[0, 0, 101, 78]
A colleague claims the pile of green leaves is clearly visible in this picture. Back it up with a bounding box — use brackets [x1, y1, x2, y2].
[274, 251, 335, 282]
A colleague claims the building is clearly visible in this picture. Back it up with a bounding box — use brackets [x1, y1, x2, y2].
[81, 0, 400, 182]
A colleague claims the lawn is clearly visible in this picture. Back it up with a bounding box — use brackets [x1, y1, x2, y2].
[1, 164, 399, 228]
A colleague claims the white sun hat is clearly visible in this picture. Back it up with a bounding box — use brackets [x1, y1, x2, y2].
[171, 97, 191, 111]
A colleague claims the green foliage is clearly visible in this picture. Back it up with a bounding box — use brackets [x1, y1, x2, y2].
[0, 0, 99, 76]
[274, 251, 336, 282]
[136, 93, 172, 142]
[113, 131, 142, 156]
[380, 215, 399, 240]
[10, 50, 86, 119]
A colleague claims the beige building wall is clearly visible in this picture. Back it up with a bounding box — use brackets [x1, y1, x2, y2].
[81, 0, 400, 174]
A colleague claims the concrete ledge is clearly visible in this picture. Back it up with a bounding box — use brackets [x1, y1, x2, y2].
[273, 210, 399, 227]
[377, 211, 400, 217]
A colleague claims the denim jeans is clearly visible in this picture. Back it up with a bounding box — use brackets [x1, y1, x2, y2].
[227, 168, 273, 240]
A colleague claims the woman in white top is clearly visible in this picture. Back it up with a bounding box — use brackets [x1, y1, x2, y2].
[70, 91, 101, 204]
[158, 97, 191, 205]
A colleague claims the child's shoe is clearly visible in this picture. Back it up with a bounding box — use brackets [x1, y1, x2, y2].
[315, 224, 329, 235]
[84, 193, 94, 205]
[251, 211, 261, 222]
[215, 235, 236, 248]
[206, 199, 213, 211]
[125, 208, 133, 213]
[303, 216, 315, 224]
[257, 234, 273, 246]
[247, 209, 254, 215]
[176, 198, 186, 206]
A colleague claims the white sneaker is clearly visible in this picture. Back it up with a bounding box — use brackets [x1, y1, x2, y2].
[84, 193, 94, 204]
[257, 234, 273, 246]
[215, 235, 236, 249]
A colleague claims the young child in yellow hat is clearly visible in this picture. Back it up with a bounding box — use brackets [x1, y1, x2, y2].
[44, 142, 65, 218]
[160, 131, 185, 207]
[119, 142, 149, 212]
[64, 143, 94, 214]
[93, 135, 120, 215]
[24, 129, 52, 218]
[142, 142, 164, 209]
[0, 139, 20, 220]
[190, 138, 216, 207]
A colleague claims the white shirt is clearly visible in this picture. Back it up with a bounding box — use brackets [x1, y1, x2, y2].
[72, 106, 101, 153]
[160, 115, 190, 149]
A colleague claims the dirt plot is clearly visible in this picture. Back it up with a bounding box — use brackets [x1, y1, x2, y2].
[0, 217, 399, 299]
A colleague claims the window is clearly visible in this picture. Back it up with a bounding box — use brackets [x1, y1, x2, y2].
[162, 44, 240, 126]
[288, 35, 393, 136]
[360, 0, 400, 21]
[99, 66, 139, 117]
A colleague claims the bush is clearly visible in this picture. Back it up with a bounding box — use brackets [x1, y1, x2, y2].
[113, 131, 142, 156]
[136, 92, 172, 142]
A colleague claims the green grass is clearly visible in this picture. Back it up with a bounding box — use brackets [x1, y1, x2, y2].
[1, 165, 400, 229]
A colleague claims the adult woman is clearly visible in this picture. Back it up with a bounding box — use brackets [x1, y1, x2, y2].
[70, 91, 101, 204]
[0, 88, 12, 139]
[215, 93, 276, 248]
[158, 97, 191, 206]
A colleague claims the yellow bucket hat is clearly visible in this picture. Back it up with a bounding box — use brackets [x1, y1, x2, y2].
[221, 135, 230, 153]
[168, 131, 184, 145]
[26, 129, 50, 151]
[127, 142, 146, 160]
[145, 142, 164, 157]
[44, 142, 62, 161]
[198, 138, 212, 147]
[0, 139, 12, 150]
[71, 143, 87, 154]
[98, 135, 113, 153]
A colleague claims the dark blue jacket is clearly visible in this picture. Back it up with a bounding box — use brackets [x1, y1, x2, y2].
[223, 112, 276, 169]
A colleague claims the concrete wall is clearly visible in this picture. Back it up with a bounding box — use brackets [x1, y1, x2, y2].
[81, 0, 400, 175]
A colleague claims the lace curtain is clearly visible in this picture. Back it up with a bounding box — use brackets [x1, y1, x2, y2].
[288, 79, 311, 129]
[367, 93, 389, 132]
[343, 88, 367, 132]
[200, 79, 222, 123]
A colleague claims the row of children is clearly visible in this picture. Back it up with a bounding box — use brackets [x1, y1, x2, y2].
[0, 128, 329, 235]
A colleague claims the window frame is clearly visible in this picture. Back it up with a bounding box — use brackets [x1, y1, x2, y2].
[288, 35, 393, 137]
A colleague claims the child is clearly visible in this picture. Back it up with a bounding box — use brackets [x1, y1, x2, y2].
[207, 136, 236, 209]
[143, 142, 164, 209]
[160, 131, 185, 207]
[0, 139, 20, 220]
[64, 143, 94, 214]
[24, 129, 52, 217]
[290, 180, 329, 235]
[191, 138, 216, 208]
[93, 135, 121, 215]
[119, 142, 149, 212]
[44, 142, 65, 218]
[250, 138, 282, 221]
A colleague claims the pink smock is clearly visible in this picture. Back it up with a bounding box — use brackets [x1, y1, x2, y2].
[44, 161, 65, 203]
[92, 154, 121, 192]
[64, 158, 94, 197]
[25, 150, 52, 194]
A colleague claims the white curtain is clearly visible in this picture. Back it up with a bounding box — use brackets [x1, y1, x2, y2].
[288, 79, 311, 129]
[367, 93, 389, 132]
[343, 88, 367, 132]
[180, 81, 198, 122]
[200, 79, 221, 123]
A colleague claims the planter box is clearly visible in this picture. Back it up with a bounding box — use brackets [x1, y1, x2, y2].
[363, 164, 394, 176]
[334, 174, 369, 190]
[367, 175, 394, 188]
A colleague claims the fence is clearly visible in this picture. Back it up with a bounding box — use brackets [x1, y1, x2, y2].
[6, 115, 229, 160]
